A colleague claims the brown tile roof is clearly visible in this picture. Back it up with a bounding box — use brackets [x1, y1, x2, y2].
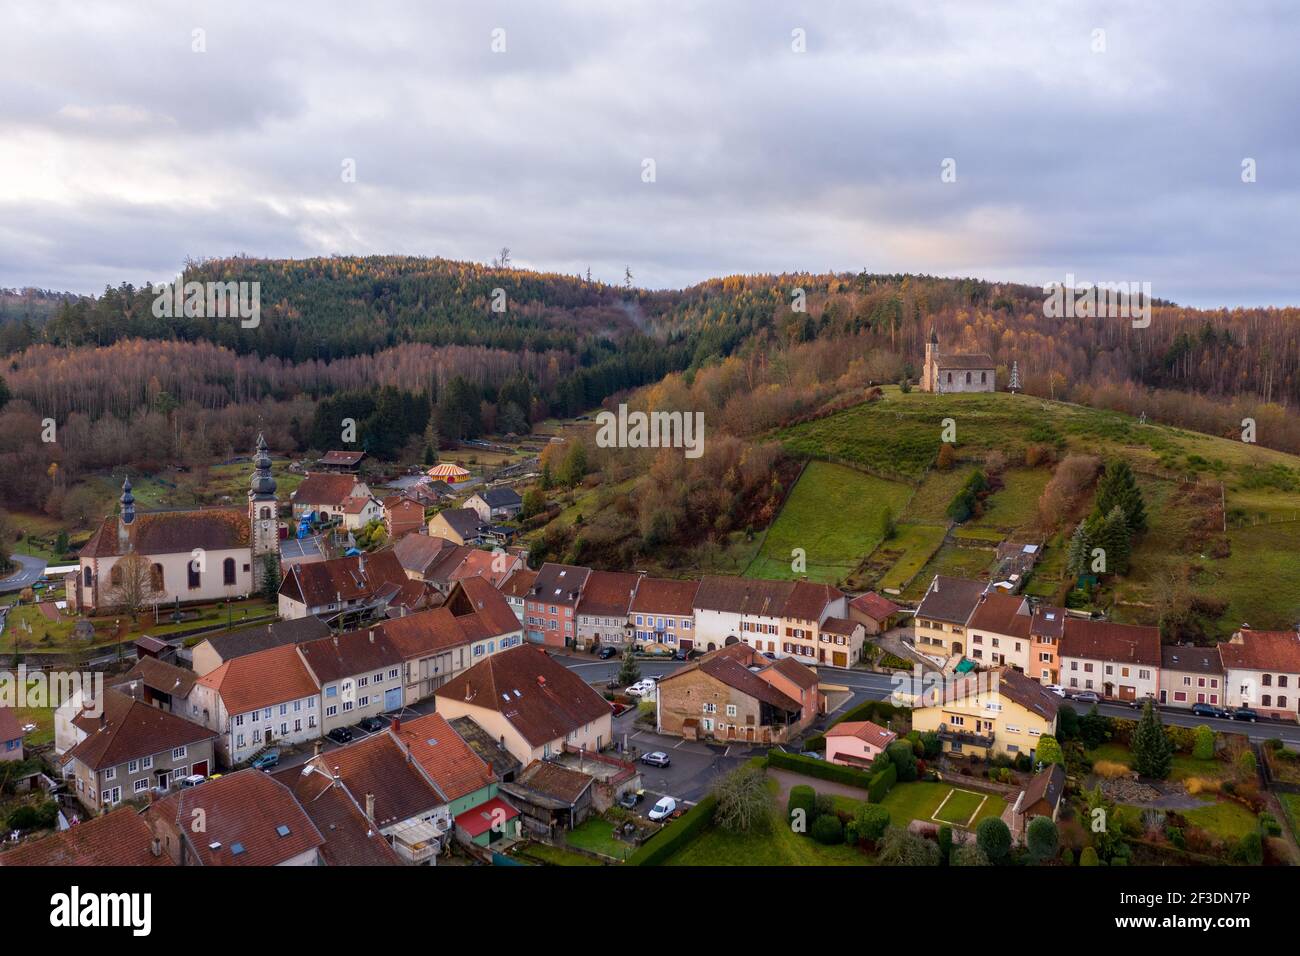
[306, 732, 443, 827]
[393, 713, 495, 802]
[1030, 606, 1068, 640]
[820, 616, 863, 637]
[1018, 763, 1066, 813]
[529, 563, 591, 605]
[293, 473, 362, 507]
[664, 645, 802, 712]
[435, 645, 612, 748]
[941, 667, 1061, 722]
[199, 615, 331, 663]
[506, 760, 593, 805]
[318, 450, 366, 467]
[446, 577, 522, 636]
[915, 575, 986, 625]
[693, 575, 795, 616]
[118, 656, 198, 699]
[448, 548, 518, 588]
[196, 643, 320, 716]
[1219, 629, 1300, 673]
[0, 807, 171, 867]
[630, 577, 699, 616]
[967, 592, 1032, 638]
[66, 691, 216, 772]
[279, 549, 408, 609]
[499, 567, 538, 599]
[849, 591, 903, 622]
[378, 582, 519, 661]
[81, 508, 250, 558]
[393, 533, 459, 576]
[0, 706, 24, 743]
[935, 353, 995, 370]
[379, 607, 469, 660]
[577, 570, 642, 617]
[297, 628, 402, 685]
[341, 495, 378, 515]
[150, 769, 324, 866]
[784, 581, 843, 621]
[1060, 618, 1161, 667]
[273, 765, 403, 866]
[827, 720, 896, 750]
[768, 655, 819, 690]
[1161, 644, 1224, 675]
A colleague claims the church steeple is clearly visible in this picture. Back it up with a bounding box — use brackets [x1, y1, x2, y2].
[248, 434, 279, 589]
[120, 476, 135, 525]
[250, 432, 276, 499]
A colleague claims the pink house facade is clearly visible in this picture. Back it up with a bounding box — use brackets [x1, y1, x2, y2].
[825, 720, 897, 769]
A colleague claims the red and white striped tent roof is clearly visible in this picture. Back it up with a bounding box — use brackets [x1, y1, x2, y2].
[427, 463, 471, 482]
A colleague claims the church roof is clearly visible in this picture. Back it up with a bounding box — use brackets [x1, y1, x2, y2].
[934, 353, 995, 370]
[80, 509, 251, 558]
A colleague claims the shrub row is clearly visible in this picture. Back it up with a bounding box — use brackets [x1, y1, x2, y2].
[624, 794, 718, 867]
[768, 750, 874, 790]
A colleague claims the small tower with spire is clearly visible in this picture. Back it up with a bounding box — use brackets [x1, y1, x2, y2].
[117, 475, 135, 551]
[924, 328, 939, 391]
[1009, 360, 1021, 394]
[248, 433, 279, 587]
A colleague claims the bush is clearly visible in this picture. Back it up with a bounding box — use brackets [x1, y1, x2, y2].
[1093, 759, 1131, 779]
[1026, 816, 1060, 863]
[854, 803, 890, 842]
[938, 824, 953, 863]
[767, 750, 873, 790]
[976, 816, 1012, 863]
[1079, 846, 1100, 866]
[951, 843, 991, 866]
[813, 793, 835, 821]
[625, 795, 717, 866]
[787, 784, 816, 828]
[886, 741, 918, 782]
[868, 763, 898, 803]
[1192, 725, 1215, 761]
[1237, 750, 1257, 776]
[1060, 847, 1075, 866]
[1259, 812, 1282, 837]
[811, 814, 844, 845]
[877, 825, 942, 866]
[1233, 831, 1263, 866]
[5, 800, 58, 832]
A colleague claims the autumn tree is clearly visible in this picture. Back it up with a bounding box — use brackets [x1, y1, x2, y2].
[109, 551, 160, 618]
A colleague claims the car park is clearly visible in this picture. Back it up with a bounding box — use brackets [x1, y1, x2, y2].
[641, 751, 671, 768]
[648, 796, 678, 821]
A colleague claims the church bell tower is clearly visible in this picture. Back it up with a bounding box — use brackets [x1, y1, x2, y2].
[248, 433, 279, 586]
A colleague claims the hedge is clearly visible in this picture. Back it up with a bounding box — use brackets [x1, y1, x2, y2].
[625, 794, 718, 866]
[768, 750, 874, 790]
[867, 762, 897, 803]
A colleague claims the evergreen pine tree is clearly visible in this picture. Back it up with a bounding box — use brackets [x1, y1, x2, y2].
[1066, 521, 1090, 578]
[1131, 699, 1172, 779]
[1100, 505, 1131, 575]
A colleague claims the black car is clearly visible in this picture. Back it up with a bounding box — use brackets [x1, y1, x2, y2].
[597, 646, 618, 660]
[358, 716, 385, 733]
[618, 790, 643, 809]
[1230, 707, 1259, 722]
[1190, 702, 1228, 720]
[1129, 695, 1158, 710]
[327, 727, 355, 744]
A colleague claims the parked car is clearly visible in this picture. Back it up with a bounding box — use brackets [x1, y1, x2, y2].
[626, 680, 657, 699]
[1071, 690, 1101, 704]
[358, 716, 385, 733]
[641, 751, 671, 768]
[618, 790, 643, 809]
[673, 648, 689, 661]
[327, 727, 355, 744]
[648, 796, 678, 821]
[1230, 707, 1260, 722]
[250, 749, 280, 771]
[1191, 702, 1228, 720]
[180, 774, 207, 788]
[798, 751, 824, 760]
[1044, 684, 1066, 697]
[1129, 694, 1158, 710]
[598, 645, 618, 660]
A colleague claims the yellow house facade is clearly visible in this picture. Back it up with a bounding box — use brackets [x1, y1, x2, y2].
[911, 667, 1060, 762]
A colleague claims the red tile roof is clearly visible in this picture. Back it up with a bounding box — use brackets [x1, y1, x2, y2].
[820, 616, 862, 637]
[66, 691, 216, 772]
[449, 548, 519, 588]
[196, 643, 320, 716]
[577, 570, 642, 617]
[784, 581, 843, 622]
[279, 550, 408, 609]
[435, 645, 612, 748]
[767, 655, 820, 690]
[392, 713, 495, 803]
[849, 592, 903, 622]
[967, 592, 1032, 638]
[630, 577, 699, 616]
[0, 806, 172, 867]
[499, 567, 538, 599]
[1059, 618, 1161, 667]
[293, 473, 363, 506]
[81, 508, 250, 558]
[149, 769, 324, 866]
[318, 450, 366, 467]
[0, 706, 22, 743]
[455, 796, 519, 838]
[305, 732, 443, 827]
[1219, 629, 1300, 673]
[297, 627, 403, 685]
[827, 720, 897, 750]
[273, 766, 403, 866]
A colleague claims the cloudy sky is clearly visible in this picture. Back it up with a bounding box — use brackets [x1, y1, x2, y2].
[1, 0, 1296, 307]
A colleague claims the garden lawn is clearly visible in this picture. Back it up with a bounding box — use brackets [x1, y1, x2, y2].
[565, 817, 633, 861]
[1087, 742, 1231, 782]
[878, 781, 1006, 831]
[900, 544, 998, 600]
[514, 843, 603, 866]
[1183, 798, 1260, 840]
[869, 524, 948, 592]
[932, 788, 989, 827]
[745, 461, 912, 584]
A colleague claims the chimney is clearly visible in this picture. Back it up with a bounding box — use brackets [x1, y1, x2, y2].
[391, 717, 400, 736]
[332, 634, 339, 649]
[537, 675, 547, 687]
[150, 837, 162, 858]
[368, 629, 375, 644]
[313, 740, 323, 758]
[364, 792, 376, 821]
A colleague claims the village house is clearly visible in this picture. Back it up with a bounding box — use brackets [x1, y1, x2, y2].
[912, 667, 1060, 762]
[1159, 644, 1225, 709]
[965, 591, 1034, 673]
[339, 494, 384, 531]
[316, 450, 367, 473]
[919, 328, 996, 393]
[147, 769, 324, 866]
[780, 581, 849, 665]
[447, 547, 523, 591]
[428, 507, 492, 546]
[629, 576, 700, 652]
[465, 486, 524, 523]
[62, 691, 218, 813]
[524, 563, 591, 647]
[499, 566, 537, 624]
[277, 549, 420, 623]
[848, 591, 904, 635]
[273, 762, 405, 866]
[1030, 605, 1066, 684]
[297, 627, 405, 734]
[382, 494, 427, 541]
[1005, 763, 1066, 844]
[655, 644, 819, 744]
[112, 656, 198, 714]
[191, 615, 331, 677]
[825, 720, 897, 769]
[189, 643, 321, 766]
[0, 805, 174, 867]
[574, 570, 641, 651]
[393, 533, 462, 585]
[434, 644, 613, 765]
[0, 707, 23, 762]
[1219, 628, 1300, 721]
[1059, 618, 1161, 702]
[818, 617, 866, 668]
[375, 577, 524, 704]
[913, 575, 987, 660]
[290, 472, 371, 520]
[499, 760, 594, 837]
[692, 575, 795, 654]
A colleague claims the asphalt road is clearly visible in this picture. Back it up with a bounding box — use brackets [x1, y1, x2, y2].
[0, 554, 48, 594]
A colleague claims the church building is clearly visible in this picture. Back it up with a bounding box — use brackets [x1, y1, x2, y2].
[71, 435, 281, 614]
[920, 329, 996, 393]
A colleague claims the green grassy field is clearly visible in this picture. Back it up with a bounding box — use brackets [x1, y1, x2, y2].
[853, 523, 948, 592]
[900, 543, 999, 600]
[565, 818, 634, 860]
[969, 469, 1050, 532]
[876, 781, 1006, 830]
[1182, 798, 1260, 840]
[744, 461, 913, 584]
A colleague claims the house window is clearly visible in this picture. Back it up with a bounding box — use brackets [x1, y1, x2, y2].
[134, 779, 149, 794]
[151, 563, 165, 590]
[172, 746, 187, 760]
[142, 756, 152, 769]
[188, 562, 201, 590]
[105, 767, 116, 781]
[726, 705, 737, 717]
[223, 557, 236, 585]
[83, 566, 92, 587]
